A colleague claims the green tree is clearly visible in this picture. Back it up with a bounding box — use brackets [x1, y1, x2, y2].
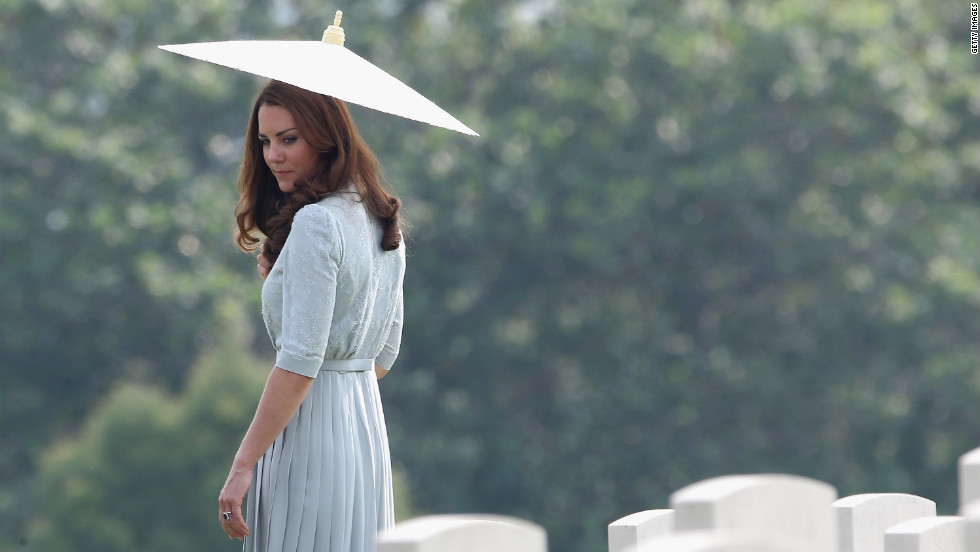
[28, 301, 268, 551]
[0, 1, 422, 541]
[28, 300, 415, 551]
[363, 1, 979, 550]
[0, 0, 274, 541]
[2, 0, 977, 550]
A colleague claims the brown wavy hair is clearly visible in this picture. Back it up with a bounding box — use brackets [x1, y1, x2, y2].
[234, 80, 402, 261]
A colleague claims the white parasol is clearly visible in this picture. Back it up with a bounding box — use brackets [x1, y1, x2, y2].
[159, 11, 478, 136]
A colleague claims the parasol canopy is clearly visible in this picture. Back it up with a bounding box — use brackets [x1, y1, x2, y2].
[159, 11, 478, 136]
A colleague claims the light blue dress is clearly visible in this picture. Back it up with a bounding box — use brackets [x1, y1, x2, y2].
[244, 189, 404, 552]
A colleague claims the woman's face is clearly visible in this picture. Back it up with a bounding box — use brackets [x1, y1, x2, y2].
[257, 104, 320, 193]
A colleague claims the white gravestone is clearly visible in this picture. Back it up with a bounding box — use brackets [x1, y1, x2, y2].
[608, 509, 675, 552]
[961, 501, 980, 551]
[883, 516, 965, 552]
[833, 493, 936, 552]
[958, 447, 980, 509]
[628, 530, 806, 552]
[377, 514, 547, 552]
[669, 474, 837, 552]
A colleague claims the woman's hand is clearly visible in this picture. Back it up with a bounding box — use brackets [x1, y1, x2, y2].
[218, 466, 252, 540]
[257, 243, 273, 279]
[218, 368, 313, 540]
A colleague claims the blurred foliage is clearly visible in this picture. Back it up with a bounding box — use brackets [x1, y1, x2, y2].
[0, 0, 977, 551]
[0, 0, 259, 477]
[27, 300, 414, 551]
[28, 300, 268, 551]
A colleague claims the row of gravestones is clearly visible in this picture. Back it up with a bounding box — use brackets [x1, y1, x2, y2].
[375, 446, 980, 552]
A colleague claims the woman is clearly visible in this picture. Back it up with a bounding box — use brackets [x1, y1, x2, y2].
[217, 80, 405, 552]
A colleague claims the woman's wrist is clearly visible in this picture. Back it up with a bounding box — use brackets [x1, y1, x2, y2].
[231, 452, 255, 473]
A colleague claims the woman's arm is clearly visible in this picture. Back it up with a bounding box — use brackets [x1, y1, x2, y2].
[233, 366, 314, 468]
[218, 366, 314, 540]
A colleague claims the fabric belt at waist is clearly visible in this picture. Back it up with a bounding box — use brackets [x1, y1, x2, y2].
[319, 358, 375, 372]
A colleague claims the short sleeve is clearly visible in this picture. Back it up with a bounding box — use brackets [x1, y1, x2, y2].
[375, 285, 403, 371]
[274, 206, 343, 378]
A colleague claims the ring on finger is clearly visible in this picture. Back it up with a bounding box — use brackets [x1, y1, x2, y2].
[222, 511, 232, 521]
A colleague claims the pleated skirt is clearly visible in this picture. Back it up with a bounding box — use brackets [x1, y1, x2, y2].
[244, 370, 395, 552]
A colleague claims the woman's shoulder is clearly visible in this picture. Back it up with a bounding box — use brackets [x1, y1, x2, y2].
[297, 189, 352, 216]
[306, 188, 363, 219]
[294, 201, 331, 224]
[293, 189, 364, 235]
[292, 199, 345, 236]
[288, 202, 345, 260]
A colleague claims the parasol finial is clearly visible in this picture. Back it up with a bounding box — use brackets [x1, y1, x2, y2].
[322, 10, 345, 46]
